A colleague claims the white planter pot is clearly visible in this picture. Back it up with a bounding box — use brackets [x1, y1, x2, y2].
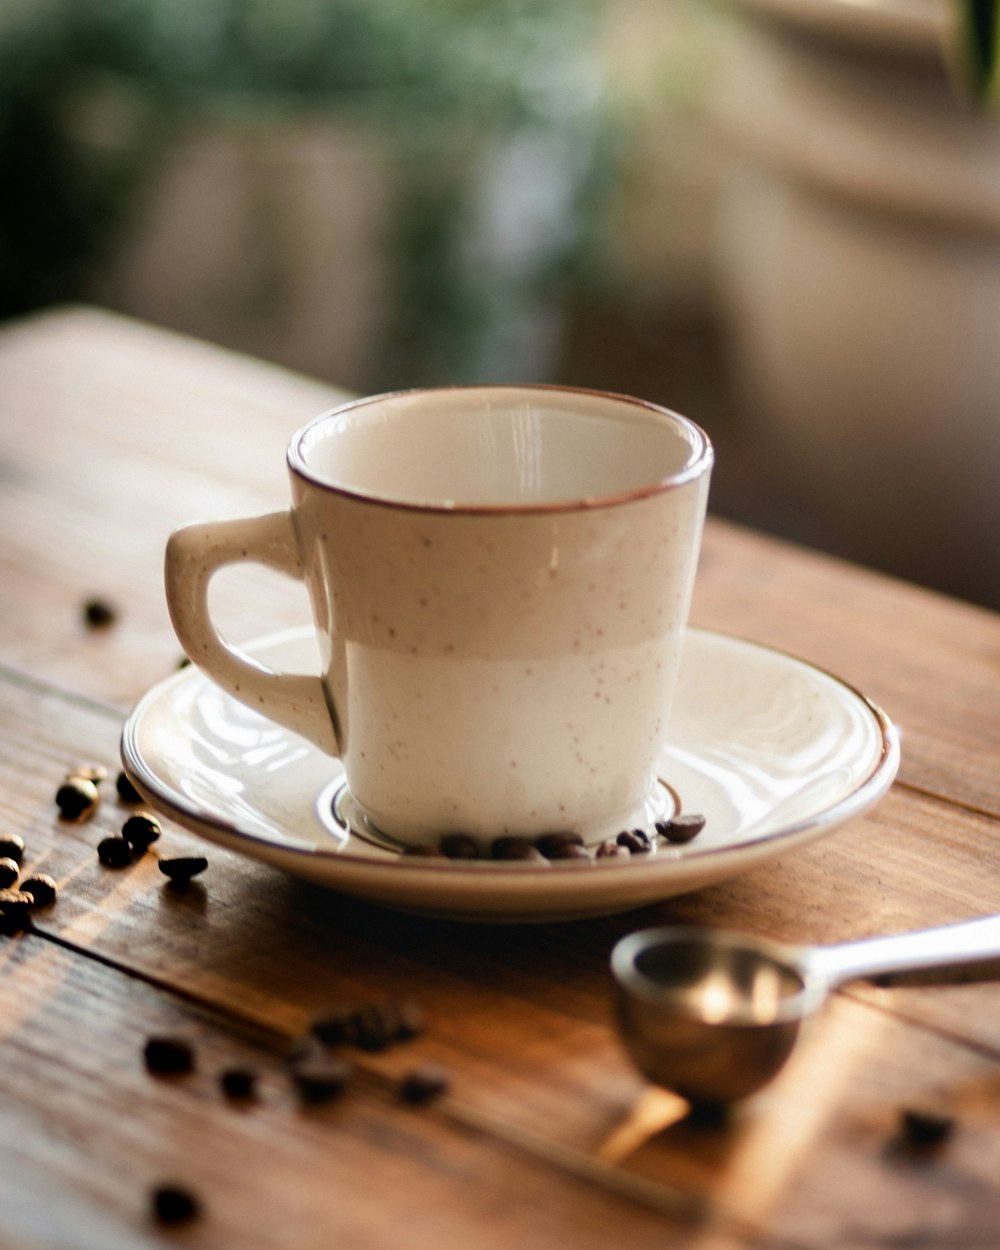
[711, 0, 1000, 607]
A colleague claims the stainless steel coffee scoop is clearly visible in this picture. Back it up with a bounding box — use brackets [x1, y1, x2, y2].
[611, 916, 1000, 1104]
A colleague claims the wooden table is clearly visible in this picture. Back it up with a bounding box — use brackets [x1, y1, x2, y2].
[2, 306, 999, 1249]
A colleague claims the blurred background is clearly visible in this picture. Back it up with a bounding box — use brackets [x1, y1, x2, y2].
[2, 0, 998, 610]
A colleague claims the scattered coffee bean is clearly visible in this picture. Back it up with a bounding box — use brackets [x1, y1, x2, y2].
[595, 838, 630, 859]
[115, 771, 144, 804]
[899, 1108, 955, 1149]
[0, 857, 19, 889]
[534, 832, 584, 858]
[97, 835, 132, 868]
[399, 1063, 450, 1105]
[616, 828, 652, 854]
[291, 1054, 353, 1105]
[491, 837, 546, 862]
[55, 778, 99, 822]
[0, 890, 34, 935]
[122, 813, 161, 852]
[656, 814, 706, 845]
[151, 1184, 201, 1225]
[220, 1066, 258, 1101]
[158, 856, 208, 885]
[144, 1036, 195, 1076]
[310, 1003, 359, 1046]
[20, 873, 57, 908]
[0, 835, 25, 865]
[353, 1002, 404, 1052]
[439, 833, 480, 860]
[82, 597, 117, 629]
[402, 845, 445, 858]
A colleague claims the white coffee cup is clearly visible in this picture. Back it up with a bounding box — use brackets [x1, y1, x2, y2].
[165, 386, 712, 848]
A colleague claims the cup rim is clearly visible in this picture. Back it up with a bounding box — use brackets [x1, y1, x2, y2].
[287, 384, 713, 515]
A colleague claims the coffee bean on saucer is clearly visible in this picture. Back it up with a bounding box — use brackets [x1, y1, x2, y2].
[596, 838, 630, 860]
[220, 1066, 258, 1101]
[144, 1036, 195, 1076]
[439, 834, 480, 860]
[158, 856, 208, 885]
[82, 597, 117, 629]
[0, 835, 25, 865]
[291, 1054, 353, 1105]
[55, 778, 99, 822]
[399, 1063, 450, 1105]
[151, 1183, 201, 1225]
[616, 829, 652, 854]
[534, 832, 584, 858]
[122, 813, 161, 853]
[98, 835, 132, 868]
[656, 814, 706, 845]
[20, 873, 57, 908]
[116, 771, 144, 804]
[491, 837, 546, 863]
[0, 857, 19, 889]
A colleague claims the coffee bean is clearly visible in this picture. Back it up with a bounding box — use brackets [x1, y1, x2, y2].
[899, 1108, 954, 1149]
[535, 832, 584, 858]
[491, 837, 546, 862]
[115, 771, 144, 804]
[310, 1003, 359, 1046]
[616, 829, 652, 853]
[439, 834, 480, 860]
[82, 597, 117, 629]
[122, 813, 161, 852]
[0, 835, 25, 865]
[595, 838, 630, 859]
[656, 814, 706, 844]
[220, 1066, 258, 1101]
[0, 858, 19, 889]
[0, 889, 34, 935]
[97, 835, 132, 868]
[399, 1063, 450, 1105]
[291, 1054, 353, 1104]
[354, 1002, 403, 1052]
[158, 856, 208, 884]
[144, 1036, 195, 1076]
[55, 778, 99, 822]
[70, 764, 108, 785]
[151, 1184, 201, 1225]
[20, 873, 57, 908]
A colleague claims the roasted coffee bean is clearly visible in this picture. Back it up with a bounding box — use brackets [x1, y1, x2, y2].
[0, 835, 25, 865]
[144, 1036, 195, 1075]
[82, 597, 117, 629]
[55, 778, 99, 822]
[122, 813, 161, 852]
[310, 1003, 358, 1046]
[0, 857, 19, 889]
[656, 814, 706, 844]
[115, 771, 144, 804]
[595, 838, 630, 860]
[534, 832, 584, 858]
[402, 845, 445, 858]
[20, 873, 57, 908]
[439, 834, 480, 860]
[151, 1184, 201, 1225]
[900, 1108, 954, 1149]
[399, 1063, 450, 1105]
[220, 1066, 258, 1101]
[354, 1002, 403, 1052]
[158, 856, 208, 884]
[0, 890, 33, 935]
[491, 837, 546, 862]
[616, 828, 652, 854]
[291, 1054, 353, 1104]
[97, 835, 132, 868]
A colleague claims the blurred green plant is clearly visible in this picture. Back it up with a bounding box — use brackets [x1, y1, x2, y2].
[961, 0, 1000, 99]
[0, 0, 610, 382]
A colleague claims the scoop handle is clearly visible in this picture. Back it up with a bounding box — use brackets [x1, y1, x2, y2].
[807, 915, 1000, 986]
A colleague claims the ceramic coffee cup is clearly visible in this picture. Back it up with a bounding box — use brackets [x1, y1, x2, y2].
[165, 386, 712, 848]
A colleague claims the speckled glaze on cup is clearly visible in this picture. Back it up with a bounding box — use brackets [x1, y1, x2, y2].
[165, 387, 712, 847]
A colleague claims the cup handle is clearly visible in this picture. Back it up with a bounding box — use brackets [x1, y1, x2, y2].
[164, 511, 339, 756]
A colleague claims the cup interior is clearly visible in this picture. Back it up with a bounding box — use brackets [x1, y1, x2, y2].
[291, 387, 710, 509]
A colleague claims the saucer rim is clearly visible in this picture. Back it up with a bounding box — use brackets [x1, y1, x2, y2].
[120, 626, 900, 882]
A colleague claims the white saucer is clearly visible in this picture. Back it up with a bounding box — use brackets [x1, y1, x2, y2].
[120, 628, 899, 922]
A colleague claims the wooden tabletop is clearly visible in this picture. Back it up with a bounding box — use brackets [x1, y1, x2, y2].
[1, 306, 999, 1249]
